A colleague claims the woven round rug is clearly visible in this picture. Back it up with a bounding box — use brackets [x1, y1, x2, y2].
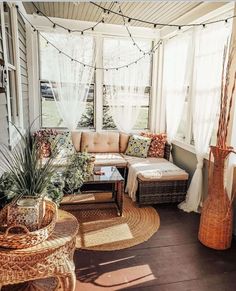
[62, 195, 160, 251]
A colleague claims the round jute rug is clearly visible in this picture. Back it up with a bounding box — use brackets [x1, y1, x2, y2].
[62, 195, 160, 251]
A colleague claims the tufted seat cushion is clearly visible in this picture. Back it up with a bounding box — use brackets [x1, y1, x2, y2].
[81, 132, 120, 153]
[93, 153, 127, 167]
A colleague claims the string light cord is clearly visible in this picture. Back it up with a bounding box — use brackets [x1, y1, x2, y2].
[90, 1, 235, 29]
[117, 3, 149, 54]
[17, 8, 163, 71]
[32, 2, 105, 34]
[31, 2, 153, 55]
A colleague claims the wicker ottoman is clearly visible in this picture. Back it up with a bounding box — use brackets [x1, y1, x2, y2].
[136, 163, 189, 206]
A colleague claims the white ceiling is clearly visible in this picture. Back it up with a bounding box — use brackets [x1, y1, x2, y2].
[23, 2, 227, 29]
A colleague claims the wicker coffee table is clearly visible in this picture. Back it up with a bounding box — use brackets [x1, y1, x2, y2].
[0, 210, 79, 291]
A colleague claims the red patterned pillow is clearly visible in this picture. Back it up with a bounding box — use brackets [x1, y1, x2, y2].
[140, 132, 167, 158]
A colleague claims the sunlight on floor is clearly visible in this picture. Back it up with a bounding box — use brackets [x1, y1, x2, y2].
[84, 223, 133, 247]
[99, 256, 135, 266]
[76, 264, 156, 291]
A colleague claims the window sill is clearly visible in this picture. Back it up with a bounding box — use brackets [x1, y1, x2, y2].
[172, 139, 195, 154]
[172, 139, 210, 160]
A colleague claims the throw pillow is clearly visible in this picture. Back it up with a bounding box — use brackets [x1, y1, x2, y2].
[140, 132, 167, 158]
[49, 131, 75, 158]
[125, 135, 151, 158]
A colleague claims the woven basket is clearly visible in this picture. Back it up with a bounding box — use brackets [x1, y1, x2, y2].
[198, 146, 233, 250]
[0, 200, 57, 249]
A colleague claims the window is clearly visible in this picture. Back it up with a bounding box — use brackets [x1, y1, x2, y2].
[39, 33, 153, 131]
[39, 36, 95, 129]
[3, 3, 19, 125]
[102, 37, 152, 130]
[173, 14, 233, 146]
[40, 80, 95, 129]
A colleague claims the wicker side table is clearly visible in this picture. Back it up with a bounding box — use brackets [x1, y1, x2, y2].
[0, 210, 79, 291]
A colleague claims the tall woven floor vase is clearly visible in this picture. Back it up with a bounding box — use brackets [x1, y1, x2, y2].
[198, 146, 233, 250]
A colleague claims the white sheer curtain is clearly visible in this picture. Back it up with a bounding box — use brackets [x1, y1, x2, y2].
[103, 38, 151, 133]
[40, 32, 95, 130]
[179, 24, 230, 213]
[163, 32, 192, 144]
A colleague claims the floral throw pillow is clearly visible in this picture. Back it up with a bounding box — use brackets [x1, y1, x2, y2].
[125, 135, 151, 158]
[140, 132, 167, 158]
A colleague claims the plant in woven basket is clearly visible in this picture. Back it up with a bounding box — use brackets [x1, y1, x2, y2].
[0, 124, 59, 231]
[198, 45, 236, 250]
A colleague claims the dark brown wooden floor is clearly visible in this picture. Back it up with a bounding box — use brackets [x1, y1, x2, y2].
[74, 204, 236, 291]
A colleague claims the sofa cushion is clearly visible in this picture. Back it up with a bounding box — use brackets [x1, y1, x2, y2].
[51, 132, 75, 158]
[119, 132, 130, 153]
[140, 132, 167, 158]
[94, 153, 127, 167]
[136, 159, 188, 181]
[71, 132, 82, 152]
[81, 132, 120, 153]
[123, 155, 188, 181]
[125, 135, 151, 158]
[122, 154, 161, 167]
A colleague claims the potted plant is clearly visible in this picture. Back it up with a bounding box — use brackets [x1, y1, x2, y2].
[0, 125, 59, 231]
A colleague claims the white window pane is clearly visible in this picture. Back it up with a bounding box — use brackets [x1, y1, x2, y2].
[39, 33, 95, 129]
[102, 37, 152, 130]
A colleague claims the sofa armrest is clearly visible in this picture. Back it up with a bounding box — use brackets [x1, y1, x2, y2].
[164, 142, 171, 161]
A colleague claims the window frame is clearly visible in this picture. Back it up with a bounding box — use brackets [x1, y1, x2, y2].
[0, 2, 24, 146]
[101, 36, 153, 131]
[169, 9, 234, 150]
[38, 32, 155, 132]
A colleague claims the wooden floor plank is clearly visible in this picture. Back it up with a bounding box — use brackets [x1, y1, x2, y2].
[74, 203, 236, 291]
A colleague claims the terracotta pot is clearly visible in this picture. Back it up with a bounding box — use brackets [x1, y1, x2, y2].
[198, 146, 233, 250]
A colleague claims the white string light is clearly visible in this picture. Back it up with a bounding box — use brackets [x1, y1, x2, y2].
[17, 7, 162, 71]
[90, 1, 236, 29]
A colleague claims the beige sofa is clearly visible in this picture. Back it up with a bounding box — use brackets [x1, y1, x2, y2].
[71, 131, 189, 205]
[72, 131, 129, 169]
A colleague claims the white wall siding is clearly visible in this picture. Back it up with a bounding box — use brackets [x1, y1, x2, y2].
[17, 11, 29, 129]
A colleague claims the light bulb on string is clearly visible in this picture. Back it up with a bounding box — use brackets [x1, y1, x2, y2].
[102, 9, 109, 20]
[224, 18, 231, 28]
[177, 25, 183, 35]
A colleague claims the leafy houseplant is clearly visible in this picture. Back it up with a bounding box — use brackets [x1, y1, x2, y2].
[0, 125, 59, 231]
[0, 172, 15, 210]
[63, 152, 95, 194]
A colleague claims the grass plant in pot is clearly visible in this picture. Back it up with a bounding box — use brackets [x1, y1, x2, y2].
[0, 125, 58, 232]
